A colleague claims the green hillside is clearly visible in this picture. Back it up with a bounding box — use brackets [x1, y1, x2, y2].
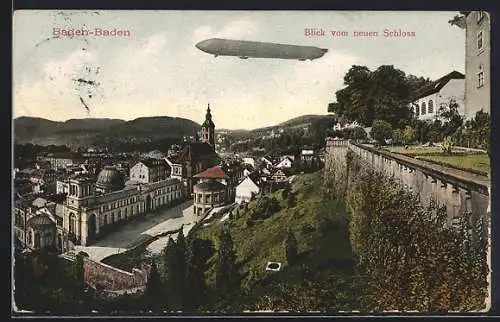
[194, 170, 370, 311]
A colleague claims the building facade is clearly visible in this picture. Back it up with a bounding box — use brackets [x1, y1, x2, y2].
[129, 159, 170, 184]
[235, 176, 261, 204]
[193, 180, 227, 216]
[412, 71, 465, 122]
[16, 167, 186, 251]
[464, 11, 491, 119]
[59, 169, 184, 246]
[37, 152, 82, 170]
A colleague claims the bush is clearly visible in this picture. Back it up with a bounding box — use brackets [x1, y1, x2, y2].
[442, 136, 454, 154]
[284, 230, 298, 265]
[301, 223, 315, 234]
[343, 152, 489, 311]
[370, 120, 393, 144]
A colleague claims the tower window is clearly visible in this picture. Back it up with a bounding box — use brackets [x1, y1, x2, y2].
[477, 31, 484, 51]
[478, 65, 484, 88]
[477, 11, 484, 23]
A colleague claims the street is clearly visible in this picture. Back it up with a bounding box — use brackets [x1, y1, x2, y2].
[73, 200, 195, 262]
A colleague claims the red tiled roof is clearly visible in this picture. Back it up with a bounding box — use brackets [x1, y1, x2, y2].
[193, 165, 229, 179]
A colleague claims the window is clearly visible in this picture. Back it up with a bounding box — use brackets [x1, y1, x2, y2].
[477, 11, 484, 23]
[428, 100, 434, 114]
[477, 31, 483, 51]
[34, 232, 41, 248]
[478, 71, 484, 87]
[69, 213, 76, 234]
[421, 102, 426, 115]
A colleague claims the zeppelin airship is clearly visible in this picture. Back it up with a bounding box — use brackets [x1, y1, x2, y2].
[195, 38, 328, 61]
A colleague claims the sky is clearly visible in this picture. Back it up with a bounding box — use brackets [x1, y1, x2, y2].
[13, 10, 465, 130]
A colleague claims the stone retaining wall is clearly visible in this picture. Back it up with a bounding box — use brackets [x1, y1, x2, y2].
[83, 256, 148, 292]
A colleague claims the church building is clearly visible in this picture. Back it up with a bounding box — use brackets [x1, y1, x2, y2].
[170, 104, 219, 194]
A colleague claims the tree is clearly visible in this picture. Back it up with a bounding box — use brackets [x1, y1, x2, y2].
[442, 136, 454, 155]
[176, 227, 188, 307]
[370, 120, 393, 144]
[284, 230, 298, 264]
[402, 126, 415, 144]
[329, 65, 425, 128]
[287, 192, 297, 208]
[144, 259, 163, 311]
[215, 228, 240, 299]
[74, 252, 88, 290]
[448, 12, 467, 29]
[347, 127, 368, 141]
[162, 237, 183, 310]
[427, 130, 439, 144]
[184, 238, 208, 311]
[392, 129, 403, 145]
[439, 99, 464, 138]
[412, 120, 430, 143]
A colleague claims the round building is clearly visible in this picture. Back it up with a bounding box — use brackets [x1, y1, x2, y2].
[193, 179, 227, 216]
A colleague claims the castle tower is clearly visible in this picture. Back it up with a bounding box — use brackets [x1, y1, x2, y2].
[201, 104, 215, 149]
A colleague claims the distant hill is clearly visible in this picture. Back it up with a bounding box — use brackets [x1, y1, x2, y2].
[15, 114, 336, 147]
[219, 114, 337, 136]
[278, 114, 337, 127]
[249, 114, 337, 134]
[14, 116, 200, 147]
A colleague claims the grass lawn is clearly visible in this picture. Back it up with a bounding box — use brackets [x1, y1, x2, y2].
[385, 146, 490, 176]
[194, 170, 370, 311]
[385, 146, 462, 156]
[419, 154, 490, 176]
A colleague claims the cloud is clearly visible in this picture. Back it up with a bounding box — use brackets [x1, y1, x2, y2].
[191, 19, 259, 43]
[97, 34, 169, 105]
[14, 48, 101, 119]
[117, 34, 168, 69]
[217, 20, 259, 39]
[192, 25, 214, 43]
[43, 49, 98, 93]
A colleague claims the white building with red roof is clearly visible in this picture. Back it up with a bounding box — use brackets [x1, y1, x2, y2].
[192, 165, 234, 216]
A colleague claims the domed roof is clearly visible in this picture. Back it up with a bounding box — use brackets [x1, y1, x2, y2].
[27, 214, 56, 230]
[96, 166, 124, 191]
[194, 179, 226, 192]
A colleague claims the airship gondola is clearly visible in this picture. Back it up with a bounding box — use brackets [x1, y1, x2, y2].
[195, 38, 328, 61]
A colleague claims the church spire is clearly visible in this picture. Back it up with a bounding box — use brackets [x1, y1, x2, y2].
[205, 103, 212, 122]
[201, 103, 215, 149]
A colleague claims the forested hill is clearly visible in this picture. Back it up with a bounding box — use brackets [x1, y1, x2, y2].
[218, 114, 337, 136]
[13, 116, 200, 147]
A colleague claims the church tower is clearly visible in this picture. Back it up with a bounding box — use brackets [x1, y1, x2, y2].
[200, 104, 215, 149]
